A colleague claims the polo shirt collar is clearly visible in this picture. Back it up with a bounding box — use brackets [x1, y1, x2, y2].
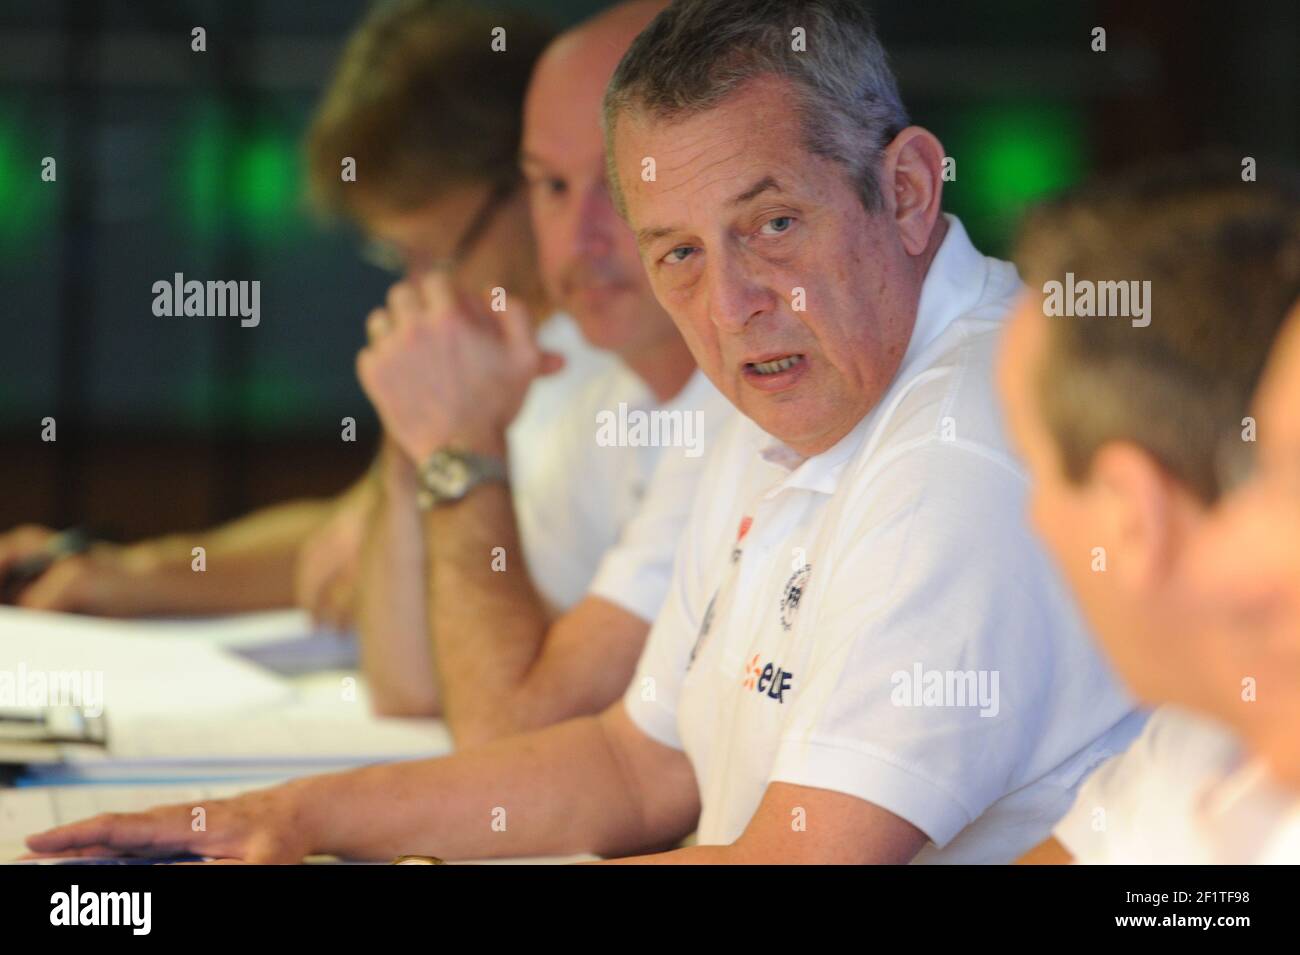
[758, 411, 874, 497]
[754, 213, 987, 497]
[901, 213, 988, 374]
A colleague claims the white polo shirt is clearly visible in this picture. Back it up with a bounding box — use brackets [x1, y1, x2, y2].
[1055, 705, 1300, 863]
[509, 314, 732, 617]
[624, 216, 1140, 863]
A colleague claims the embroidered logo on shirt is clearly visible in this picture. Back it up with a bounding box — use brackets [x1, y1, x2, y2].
[732, 515, 752, 564]
[779, 563, 811, 631]
[741, 653, 794, 702]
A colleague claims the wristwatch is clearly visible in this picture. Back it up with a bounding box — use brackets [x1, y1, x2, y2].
[416, 448, 508, 510]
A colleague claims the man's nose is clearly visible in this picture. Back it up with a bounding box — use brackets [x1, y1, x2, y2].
[707, 246, 778, 333]
[572, 181, 617, 258]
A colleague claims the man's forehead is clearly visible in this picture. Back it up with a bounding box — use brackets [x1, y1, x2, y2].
[524, 46, 623, 161]
[621, 81, 796, 157]
[616, 121, 808, 235]
[523, 86, 604, 163]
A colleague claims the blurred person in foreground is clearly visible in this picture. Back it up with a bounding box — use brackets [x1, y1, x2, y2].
[999, 157, 1300, 864]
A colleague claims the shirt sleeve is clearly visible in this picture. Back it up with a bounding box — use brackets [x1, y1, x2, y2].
[1052, 754, 1127, 864]
[621, 418, 743, 750]
[588, 444, 705, 624]
[769, 441, 1131, 848]
[1054, 706, 1228, 863]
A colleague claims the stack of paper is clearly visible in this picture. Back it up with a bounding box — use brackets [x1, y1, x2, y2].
[0, 606, 294, 722]
[1, 607, 464, 862]
[42, 707, 452, 781]
[1, 607, 452, 777]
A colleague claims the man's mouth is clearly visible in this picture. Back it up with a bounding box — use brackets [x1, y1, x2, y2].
[745, 354, 805, 375]
[740, 353, 808, 392]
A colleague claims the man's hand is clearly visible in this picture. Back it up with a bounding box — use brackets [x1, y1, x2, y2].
[24, 782, 315, 865]
[0, 524, 159, 615]
[356, 273, 561, 463]
[0, 524, 57, 584]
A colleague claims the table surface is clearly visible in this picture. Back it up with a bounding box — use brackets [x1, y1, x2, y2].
[2, 610, 597, 864]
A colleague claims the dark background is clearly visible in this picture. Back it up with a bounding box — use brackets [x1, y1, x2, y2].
[0, 0, 1295, 540]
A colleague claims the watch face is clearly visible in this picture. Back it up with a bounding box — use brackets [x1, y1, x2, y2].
[418, 450, 504, 509]
[427, 454, 472, 497]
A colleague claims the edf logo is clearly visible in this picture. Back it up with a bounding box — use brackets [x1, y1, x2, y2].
[742, 653, 794, 703]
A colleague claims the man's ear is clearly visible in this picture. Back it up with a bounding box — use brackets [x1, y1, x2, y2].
[880, 126, 946, 257]
[1087, 442, 1186, 593]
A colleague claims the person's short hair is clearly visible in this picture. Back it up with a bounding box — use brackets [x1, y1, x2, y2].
[306, 0, 552, 221]
[1014, 154, 1300, 503]
[602, 0, 908, 216]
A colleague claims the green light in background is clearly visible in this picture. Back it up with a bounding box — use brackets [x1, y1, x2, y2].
[0, 124, 21, 223]
[0, 106, 56, 253]
[178, 103, 228, 240]
[942, 102, 1085, 254]
[177, 105, 304, 245]
[179, 369, 314, 434]
[231, 129, 301, 239]
[238, 369, 311, 432]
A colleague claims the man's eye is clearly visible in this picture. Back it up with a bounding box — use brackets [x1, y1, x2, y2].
[529, 177, 566, 197]
[760, 216, 794, 235]
[662, 245, 697, 265]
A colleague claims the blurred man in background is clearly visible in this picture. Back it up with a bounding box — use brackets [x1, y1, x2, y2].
[0, 0, 568, 623]
[352, 0, 732, 736]
[998, 157, 1300, 863]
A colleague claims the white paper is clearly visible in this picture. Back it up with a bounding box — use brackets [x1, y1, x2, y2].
[0, 606, 293, 721]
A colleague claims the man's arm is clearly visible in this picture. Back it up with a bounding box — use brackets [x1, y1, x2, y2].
[27, 704, 701, 863]
[424, 477, 650, 746]
[604, 783, 928, 864]
[355, 440, 444, 716]
[355, 272, 647, 740]
[3, 496, 344, 616]
[308, 704, 699, 861]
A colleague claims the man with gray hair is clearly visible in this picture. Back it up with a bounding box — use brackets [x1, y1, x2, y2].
[27, 0, 1136, 864]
